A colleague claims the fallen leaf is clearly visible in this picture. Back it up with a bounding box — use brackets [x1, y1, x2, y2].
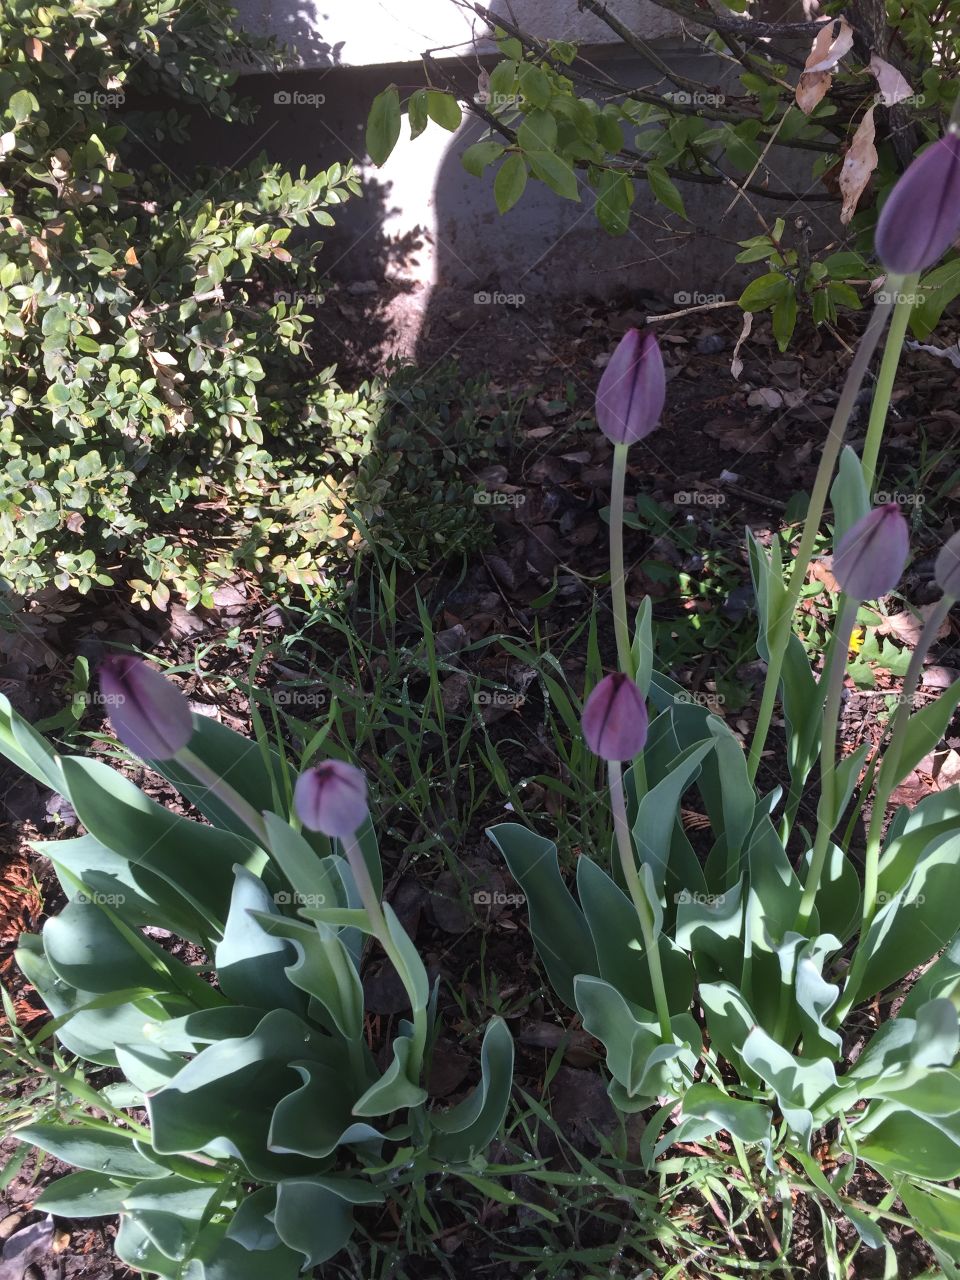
[839, 107, 877, 225]
[869, 54, 914, 106]
[877, 605, 952, 648]
[730, 309, 753, 380]
[747, 387, 783, 411]
[805, 17, 855, 72]
[796, 70, 833, 115]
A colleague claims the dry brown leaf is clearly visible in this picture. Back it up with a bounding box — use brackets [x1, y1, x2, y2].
[805, 17, 855, 72]
[124, 246, 139, 265]
[839, 107, 877, 225]
[796, 70, 833, 115]
[24, 36, 43, 60]
[869, 55, 914, 106]
[809, 559, 841, 594]
[730, 309, 753, 380]
[877, 605, 952, 647]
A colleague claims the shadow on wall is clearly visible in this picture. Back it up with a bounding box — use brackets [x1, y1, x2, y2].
[179, 2, 833, 375]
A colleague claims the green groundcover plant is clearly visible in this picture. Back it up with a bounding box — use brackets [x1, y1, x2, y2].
[0, 656, 514, 1275]
[487, 115, 960, 1269]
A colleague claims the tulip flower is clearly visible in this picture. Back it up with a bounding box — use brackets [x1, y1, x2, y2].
[596, 328, 665, 446]
[100, 655, 193, 760]
[582, 672, 649, 761]
[832, 504, 909, 600]
[935, 529, 960, 599]
[875, 130, 960, 275]
[294, 759, 369, 838]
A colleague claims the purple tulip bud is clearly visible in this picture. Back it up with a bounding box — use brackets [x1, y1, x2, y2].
[582, 672, 649, 761]
[294, 760, 369, 838]
[596, 328, 666, 446]
[833, 504, 909, 600]
[875, 130, 960, 274]
[99, 655, 194, 760]
[935, 530, 960, 599]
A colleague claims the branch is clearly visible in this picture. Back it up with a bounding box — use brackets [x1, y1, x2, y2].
[421, 53, 835, 202]
[465, 1, 834, 154]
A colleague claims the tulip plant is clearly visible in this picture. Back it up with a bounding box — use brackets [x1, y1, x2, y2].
[0, 659, 513, 1277]
[491, 123, 960, 1266]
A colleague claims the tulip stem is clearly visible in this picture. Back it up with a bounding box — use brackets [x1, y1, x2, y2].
[176, 748, 269, 846]
[746, 296, 894, 787]
[835, 592, 955, 1017]
[860, 274, 916, 495]
[608, 760, 673, 1041]
[343, 830, 428, 1073]
[610, 443, 635, 678]
[796, 597, 858, 933]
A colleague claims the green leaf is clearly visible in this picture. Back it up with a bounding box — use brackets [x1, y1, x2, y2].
[830, 445, 870, 543]
[461, 140, 505, 177]
[596, 169, 634, 236]
[428, 1017, 514, 1160]
[407, 88, 428, 139]
[517, 108, 557, 153]
[35, 1170, 133, 1218]
[487, 823, 596, 1007]
[366, 87, 401, 165]
[59, 756, 265, 935]
[273, 1177, 382, 1270]
[493, 153, 528, 214]
[772, 288, 797, 351]
[9, 89, 38, 124]
[518, 63, 551, 108]
[738, 271, 789, 312]
[853, 830, 960, 1006]
[16, 1124, 166, 1180]
[527, 149, 579, 201]
[912, 258, 960, 341]
[857, 1109, 960, 1181]
[645, 162, 686, 219]
[574, 976, 697, 1105]
[214, 867, 302, 1012]
[425, 91, 461, 131]
[680, 1082, 772, 1144]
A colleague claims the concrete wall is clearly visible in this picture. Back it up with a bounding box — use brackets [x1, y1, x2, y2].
[181, 1, 829, 331]
[231, 0, 686, 69]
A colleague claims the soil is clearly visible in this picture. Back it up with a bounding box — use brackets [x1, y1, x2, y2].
[2, 284, 959, 1279]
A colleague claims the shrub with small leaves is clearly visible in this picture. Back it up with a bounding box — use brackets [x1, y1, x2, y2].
[0, 0, 378, 606]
